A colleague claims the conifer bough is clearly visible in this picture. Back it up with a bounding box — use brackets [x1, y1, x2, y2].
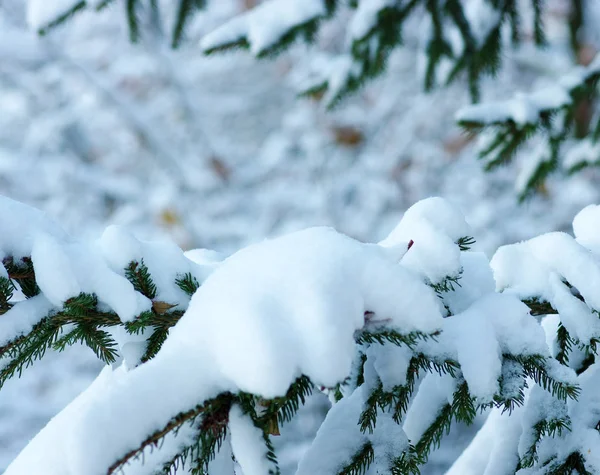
[3, 195, 600, 474]
[24, 0, 600, 198]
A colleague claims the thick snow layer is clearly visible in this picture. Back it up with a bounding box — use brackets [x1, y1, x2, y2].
[201, 0, 326, 55]
[186, 226, 442, 397]
[380, 197, 470, 284]
[26, 0, 81, 30]
[7, 221, 444, 475]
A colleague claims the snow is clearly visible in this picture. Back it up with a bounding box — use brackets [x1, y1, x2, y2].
[456, 86, 571, 126]
[0, 295, 54, 348]
[296, 387, 367, 475]
[6, 215, 446, 475]
[200, 0, 326, 56]
[380, 197, 470, 284]
[447, 405, 525, 475]
[26, 0, 82, 30]
[31, 233, 80, 306]
[184, 226, 442, 397]
[403, 373, 455, 443]
[0, 196, 69, 260]
[573, 204, 600, 255]
[229, 404, 275, 475]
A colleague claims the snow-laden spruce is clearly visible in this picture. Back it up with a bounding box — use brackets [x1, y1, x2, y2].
[0, 196, 583, 474]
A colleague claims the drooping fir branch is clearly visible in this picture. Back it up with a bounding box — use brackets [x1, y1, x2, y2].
[505, 353, 580, 401]
[457, 57, 600, 200]
[519, 417, 572, 469]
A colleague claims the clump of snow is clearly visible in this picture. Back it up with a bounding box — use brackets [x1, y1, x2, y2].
[380, 197, 470, 284]
[200, 0, 326, 56]
[492, 231, 600, 343]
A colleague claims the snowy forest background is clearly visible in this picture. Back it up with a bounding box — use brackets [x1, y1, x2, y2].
[2, 0, 600, 473]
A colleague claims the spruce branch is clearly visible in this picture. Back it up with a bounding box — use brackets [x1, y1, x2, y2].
[520, 417, 572, 468]
[125, 260, 157, 300]
[108, 393, 234, 475]
[3, 257, 40, 298]
[175, 272, 200, 297]
[338, 442, 375, 475]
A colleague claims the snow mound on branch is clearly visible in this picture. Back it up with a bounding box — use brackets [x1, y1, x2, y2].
[380, 197, 470, 284]
[492, 232, 600, 343]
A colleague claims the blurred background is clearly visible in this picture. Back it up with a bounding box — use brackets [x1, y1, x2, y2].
[1, 0, 600, 473]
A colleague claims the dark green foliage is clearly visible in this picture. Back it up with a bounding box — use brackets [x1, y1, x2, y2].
[338, 442, 375, 475]
[0, 276, 14, 314]
[3, 257, 40, 298]
[519, 417, 572, 468]
[459, 66, 600, 200]
[505, 353, 580, 401]
[456, 236, 476, 251]
[355, 329, 438, 349]
[544, 451, 593, 475]
[175, 272, 200, 297]
[126, 0, 140, 43]
[125, 260, 157, 299]
[555, 323, 574, 366]
[172, 0, 206, 48]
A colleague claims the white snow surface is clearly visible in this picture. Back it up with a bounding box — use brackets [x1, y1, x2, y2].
[200, 0, 326, 55]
